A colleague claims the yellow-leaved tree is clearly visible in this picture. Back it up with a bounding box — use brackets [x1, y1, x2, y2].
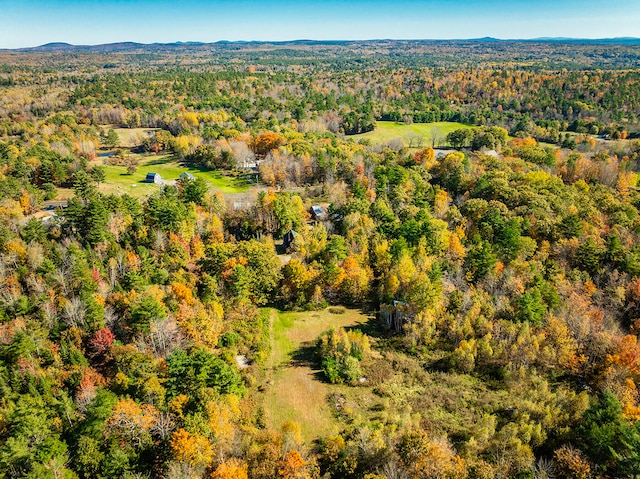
[106, 398, 158, 448]
[206, 394, 241, 454]
[170, 428, 213, 469]
[175, 300, 223, 349]
[211, 458, 249, 479]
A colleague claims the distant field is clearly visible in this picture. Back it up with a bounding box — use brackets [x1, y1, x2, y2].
[96, 154, 249, 197]
[101, 126, 158, 148]
[260, 308, 371, 443]
[351, 121, 474, 147]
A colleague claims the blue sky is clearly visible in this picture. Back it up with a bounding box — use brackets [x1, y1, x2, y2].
[1, 0, 639, 48]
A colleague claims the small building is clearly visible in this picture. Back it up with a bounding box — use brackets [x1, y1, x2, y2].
[310, 205, 329, 222]
[145, 172, 162, 184]
[435, 149, 457, 159]
[282, 229, 299, 253]
[179, 172, 195, 181]
[240, 159, 259, 170]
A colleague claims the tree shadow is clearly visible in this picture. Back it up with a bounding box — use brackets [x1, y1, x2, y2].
[145, 156, 176, 165]
[290, 340, 328, 383]
[342, 310, 389, 339]
[343, 321, 382, 338]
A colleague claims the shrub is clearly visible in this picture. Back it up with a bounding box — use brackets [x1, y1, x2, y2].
[317, 327, 370, 384]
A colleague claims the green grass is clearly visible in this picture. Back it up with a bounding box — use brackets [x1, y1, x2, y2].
[351, 121, 474, 147]
[270, 311, 296, 368]
[98, 154, 249, 197]
[192, 167, 251, 194]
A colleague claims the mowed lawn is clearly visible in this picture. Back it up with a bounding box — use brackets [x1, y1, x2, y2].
[98, 154, 249, 197]
[261, 308, 371, 443]
[351, 121, 474, 146]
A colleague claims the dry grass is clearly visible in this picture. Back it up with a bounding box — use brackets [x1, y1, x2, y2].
[260, 308, 371, 443]
[262, 362, 338, 441]
[286, 308, 367, 343]
[102, 126, 158, 148]
[52, 187, 74, 200]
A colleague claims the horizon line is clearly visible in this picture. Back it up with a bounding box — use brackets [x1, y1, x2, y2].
[3, 36, 640, 50]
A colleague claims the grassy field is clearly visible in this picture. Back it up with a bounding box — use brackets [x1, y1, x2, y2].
[97, 154, 249, 197]
[100, 126, 159, 148]
[260, 307, 372, 443]
[351, 121, 474, 147]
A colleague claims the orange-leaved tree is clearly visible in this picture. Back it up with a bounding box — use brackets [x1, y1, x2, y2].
[278, 449, 310, 479]
[211, 458, 248, 479]
[251, 131, 285, 157]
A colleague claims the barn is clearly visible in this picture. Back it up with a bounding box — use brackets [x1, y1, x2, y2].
[145, 172, 162, 184]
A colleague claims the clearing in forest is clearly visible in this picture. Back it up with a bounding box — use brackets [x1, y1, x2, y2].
[351, 120, 473, 147]
[261, 307, 371, 443]
[96, 154, 250, 197]
[101, 127, 159, 148]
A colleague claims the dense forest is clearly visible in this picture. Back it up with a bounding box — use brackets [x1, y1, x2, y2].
[1, 40, 640, 478]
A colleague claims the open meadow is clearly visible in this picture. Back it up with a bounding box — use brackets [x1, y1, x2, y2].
[96, 154, 250, 197]
[351, 121, 474, 147]
[101, 127, 159, 148]
[260, 308, 372, 442]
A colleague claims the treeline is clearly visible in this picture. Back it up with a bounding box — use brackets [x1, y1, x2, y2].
[2, 43, 640, 478]
[3, 51, 640, 142]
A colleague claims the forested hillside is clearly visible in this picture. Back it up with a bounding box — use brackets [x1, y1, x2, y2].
[1, 40, 640, 478]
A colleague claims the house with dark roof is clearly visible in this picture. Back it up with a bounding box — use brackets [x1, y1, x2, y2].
[282, 229, 299, 253]
[145, 172, 162, 184]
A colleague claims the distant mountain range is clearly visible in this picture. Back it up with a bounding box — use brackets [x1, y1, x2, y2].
[4, 37, 640, 52]
[12, 41, 207, 52]
[524, 37, 640, 45]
